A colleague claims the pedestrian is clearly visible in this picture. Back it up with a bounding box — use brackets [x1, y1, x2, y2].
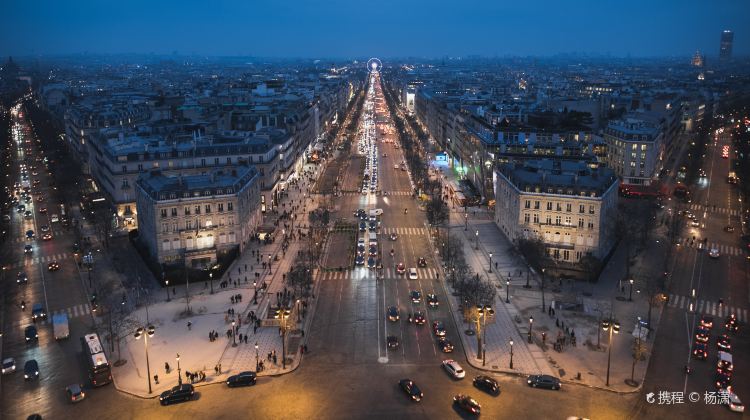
[301, 329, 305, 337]
[154, 374, 159, 384]
[187, 321, 192, 330]
[245, 264, 247, 271]
[254, 325, 257, 334]
[555, 318, 559, 328]
[186, 370, 191, 380]
[231, 296, 235, 304]
[165, 362, 170, 373]
[300, 344, 304, 354]
[273, 354, 277, 364]
[304, 344, 308, 353]
[239, 333, 243, 342]
[244, 335, 248, 344]
[267, 351, 272, 361]
[218, 363, 222, 373]
[209, 332, 213, 342]
[214, 365, 219, 374]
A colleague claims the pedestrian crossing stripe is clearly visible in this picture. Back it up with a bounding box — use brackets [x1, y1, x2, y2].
[319, 267, 440, 280]
[380, 227, 427, 235]
[10, 252, 70, 269]
[687, 204, 739, 216]
[668, 294, 748, 322]
[341, 191, 412, 197]
[706, 243, 744, 256]
[38, 304, 92, 325]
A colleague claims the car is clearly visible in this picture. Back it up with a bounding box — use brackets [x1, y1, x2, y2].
[42, 233, 52, 241]
[717, 334, 731, 351]
[394, 164, 400, 169]
[453, 394, 481, 415]
[701, 315, 714, 329]
[17, 272, 28, 284]
[367, 257, 376, 268]
[695, 327, 710, 343]
[693, 342, 708, 360]
[50, 214, 59, 223]
[398, 379, 423, 402]
[226, 371, 256, 387]
[438, 337, 454, 353]
[66, 384, 86, 403]
[389, 233, 398, 241]
[48, 261, 60, 271]
[387, 306, 399, 321]
[413, 311, 426, 325]
[473, 375, 500, 395]
[715, 371, 732, 389]
[26, 229, 34, 239]
[40, 224, 49, 232]
[433, 321, 447, 337]
[387, 335, 400, 349]
[408, 268, 418, 280]
[25, 325, 38, 342]
[24, 359, 39, 380]
[355, 255, 365, 266]
[442, 359, 466, 379]
[159, 384, 195, 405]
[2, 357, 16, 374]
[709, 248, 720, 258]
[725, 314, 740, 333]
[369, 245, 378, 257]
[31, 303, 46, 321]
[724, 226, 735, 233]
[417, 257, 427, 268]
[690, 220, 701, 227]
[427, 294, 439, 308]
[368, 220, 377, 231]
[527, 374, 561, 390]
[24, 210, 32, 219]
[359, 221, 366, 231]
[410, 290, 421, 303]
[396, 263, 406, 275]
[721, 388, 745, 413]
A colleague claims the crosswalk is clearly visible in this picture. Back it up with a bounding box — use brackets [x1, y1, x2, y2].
[706, 242, 746, 256]
[320, 267, 441, 280]
[685, 203, 740, 216]
[38, 303, 92, 325]
[380, 227, 427, 236]
[8, 252, 71, 269]
[668, 294, 748, 322]
[14, 230, 66, 242]
[340, 191, 413, 196]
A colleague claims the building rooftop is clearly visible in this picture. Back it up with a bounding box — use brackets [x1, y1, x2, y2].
[137, 164, 259, 200]
[497, 159, 618, 197]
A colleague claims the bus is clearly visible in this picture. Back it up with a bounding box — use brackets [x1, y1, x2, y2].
[81, 333, 112, 386]
[453, 191, 468, 208]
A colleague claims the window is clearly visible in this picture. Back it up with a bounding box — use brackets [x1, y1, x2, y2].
[525, 200, 531, 209]
[184, 207, 191, 215]
[564, 216, 571, 225]
[556, 203, 562, 212]
[545, 216, 552, 225]
[161, 223, 169, 233]
[171, 208, 177, 217]
[555, 215, 561, 225]
[534, 201, 540, 210]
[214, 158, 219, 165]
[226, 157, 232, 164]
[218, 203, 224, 212]
[533, 214, 539, 223]
[563, 250, 570, 261]
[160, 209, 167, 218]
[137, 164, 143, 172]
[546, 202, 553, 210]
[186, 220, 193, 230]
[227, 202, 233, 211]
[588, 221, 594, 229]
[641, 144, 647, 151]
[579, 204, 585, 213]
[578, 218, 584, 228]
[228, 216, 234, 226]
[194, 205, 201, 214]
[524, 213, 530, 223]
[589, 205, 595, 214]
[122, 165, 127, 174]
[205, 204, 211, 213]
[566, 203, 572, 212]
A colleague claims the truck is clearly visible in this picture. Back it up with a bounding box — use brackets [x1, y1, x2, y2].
[52, 313, 70, 340]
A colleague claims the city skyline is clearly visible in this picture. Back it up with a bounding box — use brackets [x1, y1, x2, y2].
[1, 0, 749, 58]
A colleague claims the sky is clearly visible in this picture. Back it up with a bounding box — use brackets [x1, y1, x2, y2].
[1, 0, 748, 58]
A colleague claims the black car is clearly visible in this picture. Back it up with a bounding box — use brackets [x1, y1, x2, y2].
[17, 272, 28, 284]
[159, 384, 195, 405]
[715, 371, 732, 389]
[527, 374, 561, 390]
[387, 335, 400, 349]
[693, 342, 708, 360]
[387, 306, 399, 321]
[25, 325, 38, 342]
[438, 338, 454, 353]
[413, 311, 426, 325]
[410, 290, 421, 303]
[24, 359, 39, 380]
[427, 294, 439, 308]
[473, 375, 500, 395]
[417, 257, 427, 268]
[359, 222, 366, 232]
[226, 371, 256, 387]
[453, 394, 481, 415]
[398, 379, 423, 402]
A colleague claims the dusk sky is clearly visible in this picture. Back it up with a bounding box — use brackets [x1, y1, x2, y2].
[2, 0, 748, 58]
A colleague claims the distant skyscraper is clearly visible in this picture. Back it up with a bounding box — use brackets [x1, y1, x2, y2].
[691, 50, 704, 67]
[719, 30, 733, 62]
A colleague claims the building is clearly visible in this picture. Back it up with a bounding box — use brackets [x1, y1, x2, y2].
[602, 116, 663, 186]
[719, 30, 734, 62]
[494, 159, 619, 265]
[135, 163, 261, 268]
[691, 50, 704, 68]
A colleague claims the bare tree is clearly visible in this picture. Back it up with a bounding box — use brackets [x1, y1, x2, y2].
[426, 196, 449, 235]
[516, 236, 552, 311]
[455, 273, 496, 359]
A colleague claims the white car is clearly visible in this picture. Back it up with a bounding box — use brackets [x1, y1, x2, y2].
[409, 268, 418, 280]
[690, 220, 700, 228]
[721, 388, 745, 413]
[709, 248, 720, 259]
[442, 359, 466, 379]
[1, 357, 16, 375]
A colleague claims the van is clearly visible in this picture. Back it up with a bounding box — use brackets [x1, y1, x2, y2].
[718, 351, 733, 372]
[50, 214, 59, 223]
[368, 232, 377, 243]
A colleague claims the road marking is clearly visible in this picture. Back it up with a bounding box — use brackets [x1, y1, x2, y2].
[668, 294, 747, 322]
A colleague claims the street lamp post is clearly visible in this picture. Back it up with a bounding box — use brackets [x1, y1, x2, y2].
[602, 318, 621, 386]
[87, 265, 92, 288]
[628, 279, 634, 301]
[509, 339, 514, 369]
[232, 320, 237, 347]
[489, 252, 493, 273]
[505, 279, 510, 303]
[528, 316, 534, 343]
[176, 353, 182, 385]
[209, 270, 214, 295]
[268, 254, 272, 275]
[165, 279, 170, 302]
[475, 230, 479, 250]
[464, 213, 468, 231]
[255, 342, 259, 372]
[253, 280, 258, 304]
[134, 325, 156, 394]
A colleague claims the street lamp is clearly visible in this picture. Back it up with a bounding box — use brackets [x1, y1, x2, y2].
[134, 324, 156, 394]
[232, 320, 237, 347]
[528, 316, 534, 343]
[505, 279, 510, 303]
[628, 279, 634, 301]
[253, 280, 258, 304]
[509, 339, 514, 369]
[209, 270, 214, 295]
[489, 252, 493, 273]
[464, 212, 468, 231]
[165, 279, 170, 302]
[602, 318, 621, 386]
[475, 230, 479, 250]
[268, 254, 272, 275]
[255, 342, 259, 372]
[275, 306, 292, 369]
[176, 353, 182, 385]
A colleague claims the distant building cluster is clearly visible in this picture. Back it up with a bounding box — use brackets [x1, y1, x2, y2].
[36, 60, 359, 267]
